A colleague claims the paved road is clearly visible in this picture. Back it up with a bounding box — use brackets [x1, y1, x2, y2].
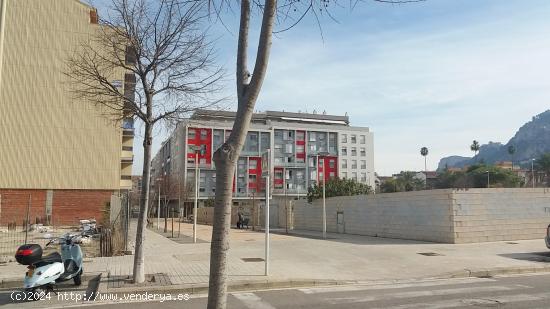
[3, 273, 550, 308]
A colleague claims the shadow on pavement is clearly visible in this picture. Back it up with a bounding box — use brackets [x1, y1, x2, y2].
[270, 229, 436, 246]
[148, 228, 209, 244]
[499, 251, 550, 263]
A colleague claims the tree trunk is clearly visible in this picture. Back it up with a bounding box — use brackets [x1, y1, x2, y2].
[133, 122, 152, 284]
[207, 0, 277, 307]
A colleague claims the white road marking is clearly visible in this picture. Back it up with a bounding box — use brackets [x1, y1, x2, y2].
[299, 277, 496, 294]
[327, 285, 530, 304]
[372, 292, 550, 309]
[232, 292, 277, 309]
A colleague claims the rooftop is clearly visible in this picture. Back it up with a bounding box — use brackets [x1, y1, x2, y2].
[190, 109, 350, 126]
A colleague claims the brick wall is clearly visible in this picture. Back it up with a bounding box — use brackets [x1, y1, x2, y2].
[0, 189, 114, 226]
[0, 189, 47, 225]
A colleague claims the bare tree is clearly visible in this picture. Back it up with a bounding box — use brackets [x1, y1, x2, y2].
[66, 0, 223, 283]
[206, 0, 421, 308]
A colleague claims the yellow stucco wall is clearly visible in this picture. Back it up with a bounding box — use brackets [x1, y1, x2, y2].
[0, 0, 130, 190]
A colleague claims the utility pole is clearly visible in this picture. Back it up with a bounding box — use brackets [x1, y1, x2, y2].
[486, 171, 490, 188]
[193, 150, 199, 243]
[322, 175, 326, 239]
[265, 174, 270, 276]
[284, 170, 288, 234]
[157, 179, 161, 230]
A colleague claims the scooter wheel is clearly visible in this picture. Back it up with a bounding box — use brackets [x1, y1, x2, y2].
[73, 270, 82, 286]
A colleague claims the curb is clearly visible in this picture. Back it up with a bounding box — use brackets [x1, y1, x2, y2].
[441, 265, 550, 279]
[1, 274, 100, 289]
[97, 278, 357, 296]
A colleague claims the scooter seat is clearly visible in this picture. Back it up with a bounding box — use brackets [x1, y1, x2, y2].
[34, 252, 62, 267]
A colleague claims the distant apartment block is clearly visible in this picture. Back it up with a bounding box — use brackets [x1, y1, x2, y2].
[151, 110, 374, 208]
[0, 0, 134, 224]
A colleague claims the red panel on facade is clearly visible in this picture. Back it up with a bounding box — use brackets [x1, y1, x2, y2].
[273, 167, 284, 189]
[248, 157, 262, 190]
[187, 127, 212, 165]
[318, 156, 338, 183]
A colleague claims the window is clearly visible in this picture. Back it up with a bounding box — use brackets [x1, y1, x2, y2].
[351, 160, 357, 169]
[296, 145, 305, 153]
[261, 132, 270, 152]
[330, 172, 335, 178]
[200, 174, 206, 184]
[351, 147, 357, 156]
[351, 135, 357, 143]
[342, 134, 347, 143]
[249, 174, 257, 183]
[200, 129, 208, 140]
[309, 144, 317, 152]
[199, 158, 206, 165]
[360, 148, 366, 156]
[187, 157, 195, 164]
[309, 132, 317, 142]
[361, 172, 367, 182]
[342, 147, 347, 156]
[249, 159, 258, 169]
[352, 172, 357, 181]
[342, 172, 347, 179]
[188, 129, 196, 139]
[361, 160, 366, 169]
[329, 159, 335, 168]
[296, 131, 305, 141]
[285, 144, 293, 153]
[360, 135, 366, 144]
[342, 159, 347, 168]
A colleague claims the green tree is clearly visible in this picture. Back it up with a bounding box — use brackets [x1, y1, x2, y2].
[470, 140, 480, 158]
[535, 153, 550, 187]
[380, 172, 425, 193]
[307, 178, 372, 202]
[436, 164, 521, 189]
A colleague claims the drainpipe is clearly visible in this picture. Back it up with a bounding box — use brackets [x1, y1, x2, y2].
[0, 0, 8, 92]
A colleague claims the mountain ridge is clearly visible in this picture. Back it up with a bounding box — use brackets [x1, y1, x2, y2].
[438, 110, 550, 170]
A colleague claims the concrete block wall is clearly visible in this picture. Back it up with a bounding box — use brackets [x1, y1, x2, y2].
[452, 188, 550, 243]
[293, 189, 455, 243]
[292, 188, 550, 243]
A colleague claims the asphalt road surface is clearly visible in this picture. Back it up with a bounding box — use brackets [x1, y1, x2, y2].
[2, 273, 550, 308]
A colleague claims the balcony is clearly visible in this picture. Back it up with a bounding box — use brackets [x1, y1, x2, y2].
[121, 150, 134, 163]
[273, 161, 306, 168]
[120, 178, 132, 189]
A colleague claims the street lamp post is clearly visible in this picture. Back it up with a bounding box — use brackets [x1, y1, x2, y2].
[156, 178, 162, 230]
[532, 159, 536, 189]
[315, 151, 330, 240]
[194, 151, 199, 243]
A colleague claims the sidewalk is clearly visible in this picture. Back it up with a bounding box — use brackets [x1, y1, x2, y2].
[3, 220, 550, 290]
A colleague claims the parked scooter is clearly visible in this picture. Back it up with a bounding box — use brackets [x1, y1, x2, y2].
[15, 233, 85, 297]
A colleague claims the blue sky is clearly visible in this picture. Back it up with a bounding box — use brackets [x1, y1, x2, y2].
[93, 0, 550, 176]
